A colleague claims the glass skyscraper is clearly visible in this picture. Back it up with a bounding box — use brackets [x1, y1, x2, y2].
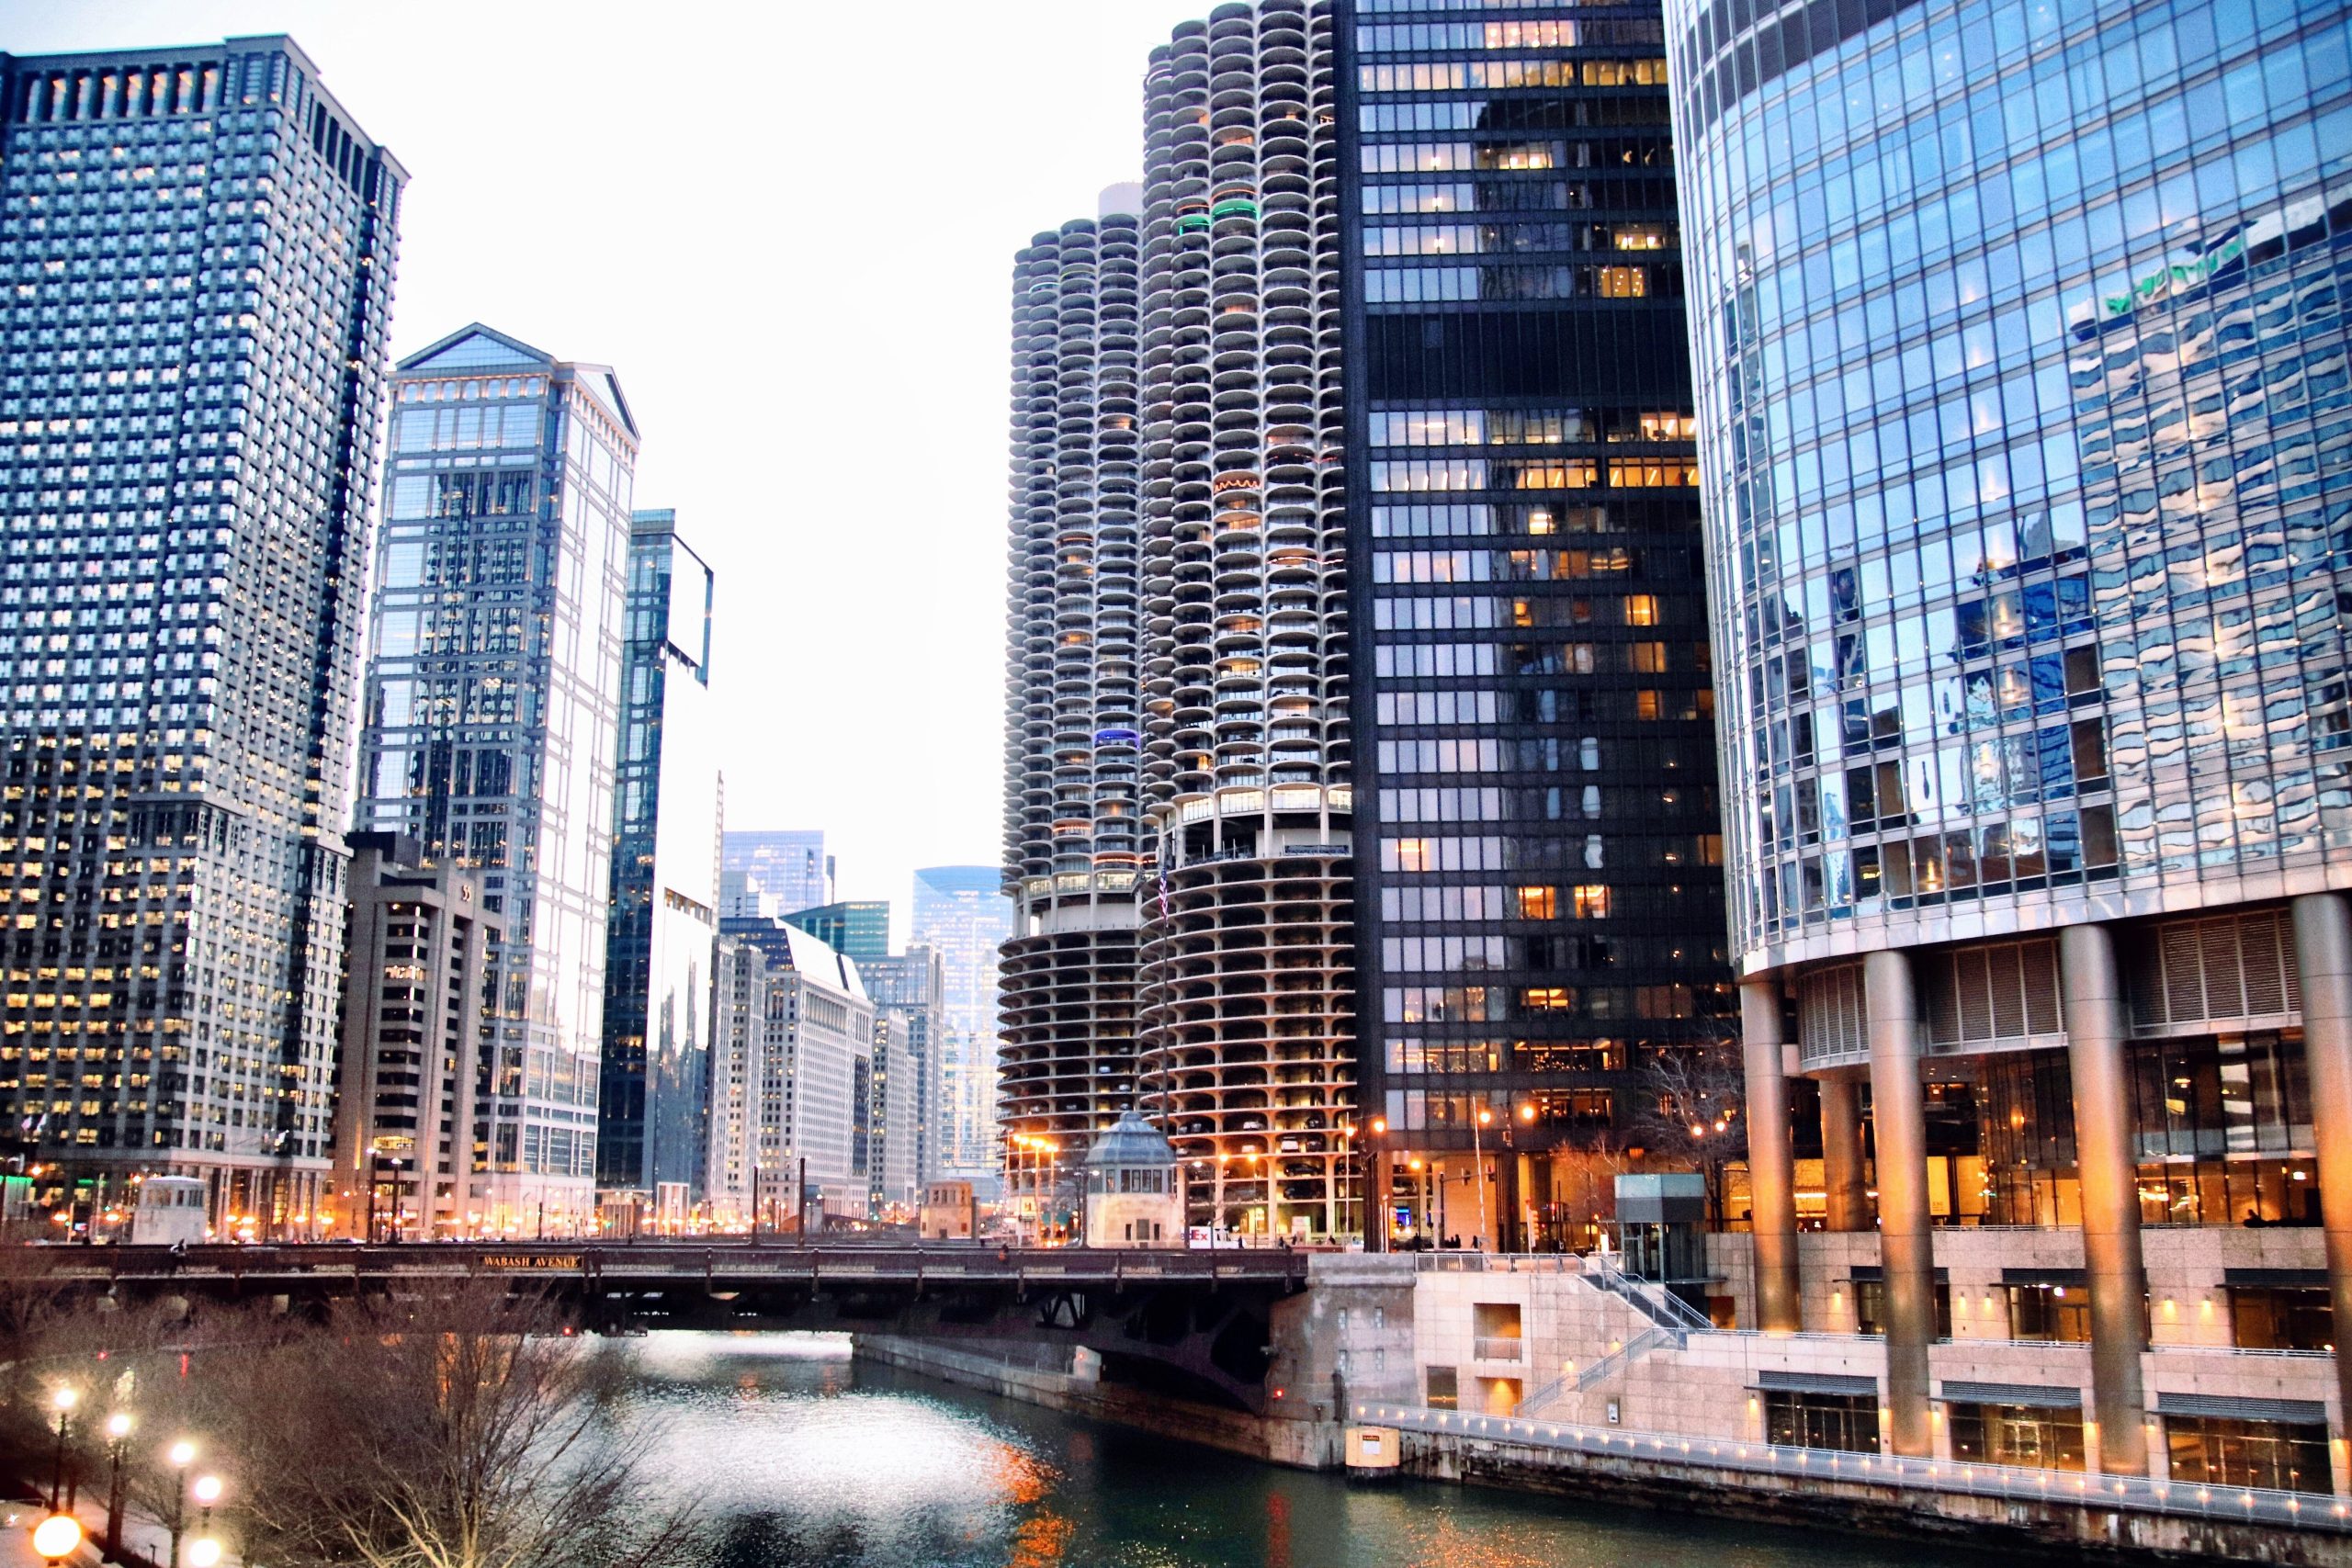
[0, 38, 401, 1232]
[356, 323, 636, 1236]
[783, 898, 889, 963]
[722, 829, 831, 918]
[596, 508, 719, 1219]
[1340, 0, 1732, 1253]
[1674, 0, 2352, 1471]
[912, 864, 1012, 1187]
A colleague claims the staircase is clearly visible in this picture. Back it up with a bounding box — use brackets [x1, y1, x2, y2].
[1520, 1255, 1714, 1415]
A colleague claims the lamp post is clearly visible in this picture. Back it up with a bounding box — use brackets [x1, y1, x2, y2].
[47, 1386, 75, 1511]
[164, 1440, 195, 1568]
[103, 1411, 131, 1562]
[1473, 1106, 1494, 1251]
[188, 1474, 222, 1568]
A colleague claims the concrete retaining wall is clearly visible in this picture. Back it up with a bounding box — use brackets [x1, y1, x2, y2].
[1405, 1427, 2352, 1565]
[849, 1335, 1338, 1468]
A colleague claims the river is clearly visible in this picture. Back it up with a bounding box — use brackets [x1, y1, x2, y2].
[616, 1332, 1951, 1568]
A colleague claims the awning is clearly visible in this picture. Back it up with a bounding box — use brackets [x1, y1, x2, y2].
[1847, 1266, 1950, 1282]
[1750, 1370, 1877, 1397]
[2001, 1268, 2088, 1287]
[2156, 1393, 2328, 1426]
[1935, 1381, 2083, 1410]
[2222, 1268, 2328, 1289]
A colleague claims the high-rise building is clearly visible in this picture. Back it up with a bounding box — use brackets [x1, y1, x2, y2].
[864, 944, 945, 1192]
[783, 899, 889, 963]
[911, 865, 1013, 1189]
[722, 829, 831, 918]
[596, 509, 720, 1216]
[720, 916, 875, 1223]
[997, 187, 1148, 1211]
[0, 39, 401, 1230]
[1675, 0, 2352, 1471]
[706, 931, 765, 1227]
[1133, 6, 1359, 1242]
[326, 834, 497, 1240]
[355, 323, 637, 1236]
[1340, 0, 1731, 1253]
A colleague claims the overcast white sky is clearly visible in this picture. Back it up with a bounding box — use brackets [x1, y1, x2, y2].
[0, 0, 1207, 941]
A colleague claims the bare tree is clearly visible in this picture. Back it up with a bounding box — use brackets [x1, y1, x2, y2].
[1626, 1029, 1748, 1223]
[149, 1283, 696, 1568]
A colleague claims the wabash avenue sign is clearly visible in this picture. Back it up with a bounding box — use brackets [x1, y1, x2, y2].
[478, 1252, 583, 1271]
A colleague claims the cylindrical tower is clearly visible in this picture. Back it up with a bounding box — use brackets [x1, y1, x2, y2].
[1136, 2, 1357, 1243]
[997, 193, 1148, 1230]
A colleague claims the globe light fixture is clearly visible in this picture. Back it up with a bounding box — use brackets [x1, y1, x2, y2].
[31, 1513, 83, 1562]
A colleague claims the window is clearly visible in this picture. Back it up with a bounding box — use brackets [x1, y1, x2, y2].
[1623, 594, 1659, 626]
[2231, 1287, 2334, 1351]
[1947, 1403, 2085, 1471]
[1570, 885, 1609, 918]
[2004, 1281, 2092, 1342]
[2165, 1416, 2331, 1495]
[1854, 1278, 1952, 1338]
[1425, 1365, 1459, 1410]
[1516, 886, 1555, 919]
[1764, 1391, 1878, 1452]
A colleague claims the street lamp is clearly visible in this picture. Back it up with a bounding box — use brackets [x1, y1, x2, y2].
[47, 1386, 75, 1511]
[164, 1441, 196, 1568]
[1473, 1106, 1494, 1251]
[104, 1411, 132, 1562]
[31, 1512, 82, 1563]
[187, 1538, 223, 1568]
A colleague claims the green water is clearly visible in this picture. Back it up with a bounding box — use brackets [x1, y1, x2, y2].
[617, 1332, 1956, 1568]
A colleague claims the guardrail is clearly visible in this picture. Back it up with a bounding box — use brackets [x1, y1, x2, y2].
[28, 1242, 1313, 1289]
[1471, 1336, 1524, 1362]
[1351, 1400, 2349, 1533]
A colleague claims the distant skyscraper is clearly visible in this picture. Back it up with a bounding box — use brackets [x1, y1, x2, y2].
[1134, 6, 1356, 1241]
[0, 38, 401, 1229]
[864, 944, 945, 1195]
[912, 866, 1013, 1187]
[355, 323, 638, 1236]
[706, 931, 766, 1226]
[326, 834, 497, 1240]
[596, 509, 720, 1215]
[783, 899, 890, 963]
[722, 829, 831, 918]
[720, 917, 875, 1222]
[997, 188, 1148, 1215]
[1340, 0, 1732, 1253]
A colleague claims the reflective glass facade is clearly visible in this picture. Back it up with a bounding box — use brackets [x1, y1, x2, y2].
[356, 324, 636, 1235]
[0, 38, 400, 1231]
[595, 508, 719, 1212]
[1669, 0, 2352, 973]
[721, 829, 830, 918]
[1342, 0, 1733, 1249]
[911, 864, 1014, 1185]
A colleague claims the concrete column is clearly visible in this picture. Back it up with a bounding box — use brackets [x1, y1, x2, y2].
[1864, 949, 1934, 1458]
[2060, 922, 2150, 1476]
[2292, 892, 2352, 1441]
[1739, 978, 1802, 1333]
[1818, 1077, 1871, 1232]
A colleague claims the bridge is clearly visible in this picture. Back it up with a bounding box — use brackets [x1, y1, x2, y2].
[25, 1243, 1314, 1413]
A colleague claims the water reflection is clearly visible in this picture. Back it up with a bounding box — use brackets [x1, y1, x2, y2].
[619, 1333, 1949, 1568]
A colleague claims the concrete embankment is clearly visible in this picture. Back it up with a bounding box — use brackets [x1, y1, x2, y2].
[848, 1335, 1337, 1469]
[1402, 1428, 2350, 1566]
[854, 1334, 2347, 1563]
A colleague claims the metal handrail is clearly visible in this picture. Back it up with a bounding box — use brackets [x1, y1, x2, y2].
[1349, 1399, 2351, 1534]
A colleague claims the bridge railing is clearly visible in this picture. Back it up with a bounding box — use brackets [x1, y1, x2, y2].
[32, 1241, 1313, 1288]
